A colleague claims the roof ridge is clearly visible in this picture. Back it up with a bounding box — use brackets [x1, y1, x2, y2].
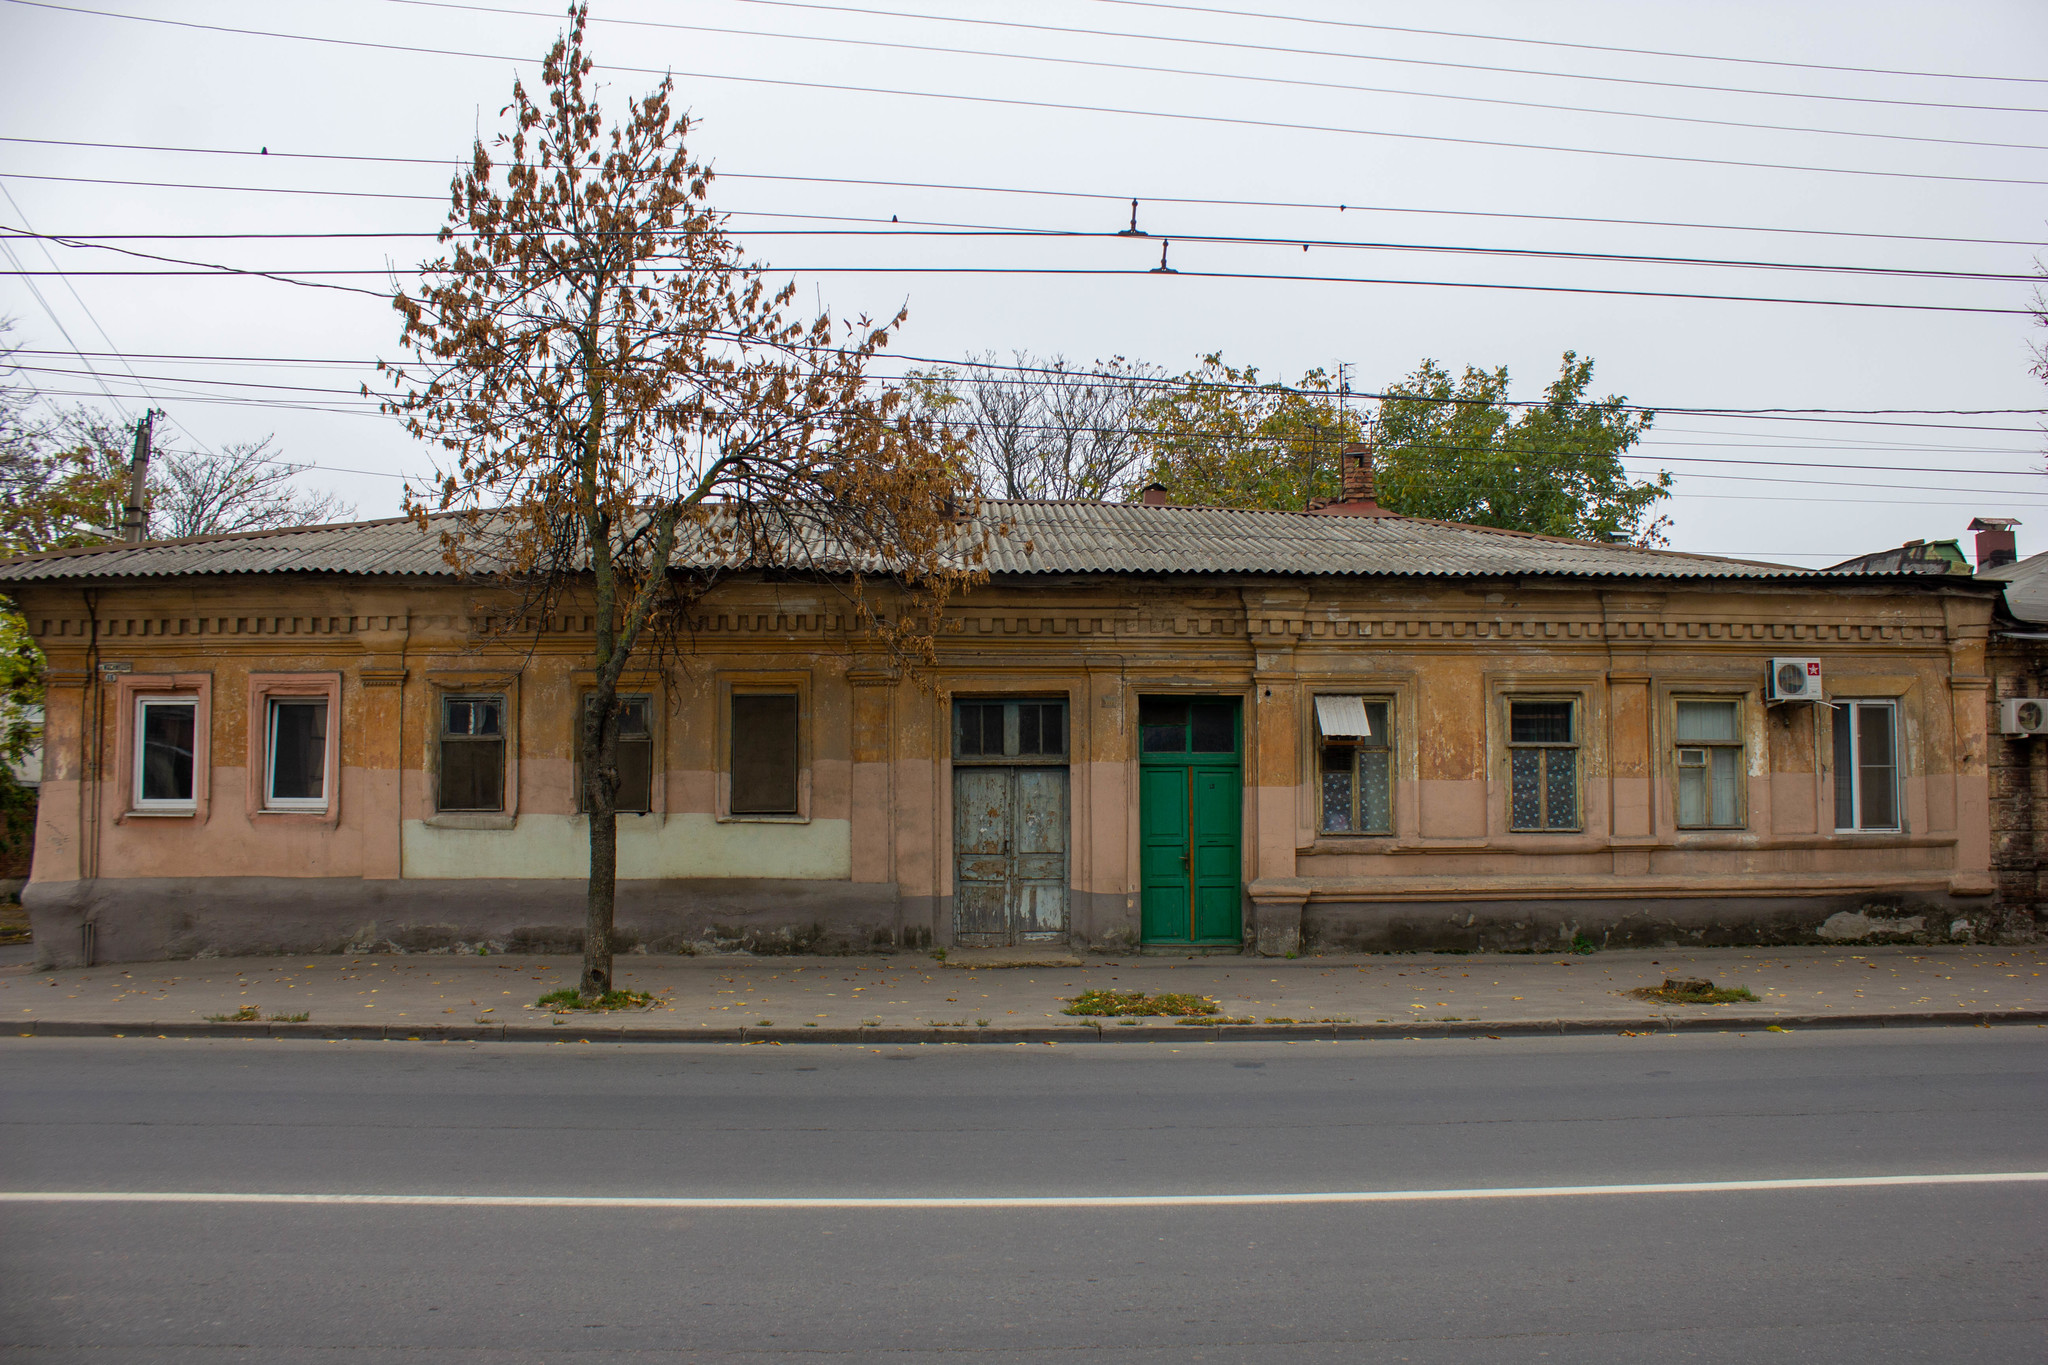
[0, 511, 452, 566]
[982, 497, 1779, 566]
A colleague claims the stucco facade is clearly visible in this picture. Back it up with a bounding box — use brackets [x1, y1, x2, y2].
[3, 539, 2013, 967]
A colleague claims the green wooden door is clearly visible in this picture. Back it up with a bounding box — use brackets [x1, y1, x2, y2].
[1138, 697, 1243, 945]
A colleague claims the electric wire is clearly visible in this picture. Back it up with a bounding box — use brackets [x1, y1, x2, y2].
[350, 0, 2048, 153]
[15, 362, 2046, 499]
[1077, 0, 2048, 84]
[8, 349, 2043, 431]
[3, 262, 2029, 318]
[5, 222, 2035, 285]
[370, 0, 2048, 114]
[10, 1, 2045, 186]
[5, 155, 2038, 250]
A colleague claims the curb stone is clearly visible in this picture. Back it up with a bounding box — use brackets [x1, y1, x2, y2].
[12, 1009, 2048, 1043]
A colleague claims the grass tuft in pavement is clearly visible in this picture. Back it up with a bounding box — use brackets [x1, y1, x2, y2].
[537, 988, 656, 1012]
[1629, 978, 1758, 1005]
[1065, 989, 1220, 1017]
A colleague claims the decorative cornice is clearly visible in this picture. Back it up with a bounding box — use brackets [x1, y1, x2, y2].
[29, 613, 405, 640]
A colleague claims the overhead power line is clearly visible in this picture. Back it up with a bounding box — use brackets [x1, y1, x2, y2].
[379, 0, 2048, 114]
[1079, 0, 2048, 85]
[16, 361, 2048, 483]
[10, 261, 2025, 318]
[6, 153, 2039, 250]
[30, 357, 2048, 480]
[19, 368, 2045, 501]
[7, 222, 2034, 285]
[362, 0, 2048, 153]
[9, 1, 2045, 187]
[11, 378, 2037, 515]
[11, 349, 2045, 430]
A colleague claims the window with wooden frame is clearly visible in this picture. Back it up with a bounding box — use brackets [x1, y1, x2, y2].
[730, 692, 799, 815]
[438, 693, 506, 812]
[580, 693, 654, 814]
[954, 698, 1067, 761]
[1674, 699, 1743, 829]
[1315, 695, 1391, 835]
[1507, 698, 1579, 831]
[133, 694, 199, 811]
[1832, 699, 1900, 832]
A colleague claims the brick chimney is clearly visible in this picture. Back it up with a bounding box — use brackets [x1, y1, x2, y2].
[1141, 482, 1169, 506]
[1969, 516, 2019, 571]
[1339, 441, 1375, 504]
[1306, 442, 1387, 516]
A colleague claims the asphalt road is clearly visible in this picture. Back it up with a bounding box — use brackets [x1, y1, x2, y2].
[2, 1029, 2043, 1363]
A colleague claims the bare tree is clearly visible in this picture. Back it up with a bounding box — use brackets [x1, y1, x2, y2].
[915, 352, 1163, 501]
[151, 438, 354, 539]
[378, 6, 980, 1002]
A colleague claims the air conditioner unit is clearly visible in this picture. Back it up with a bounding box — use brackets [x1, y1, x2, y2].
[1766, 657, 1823, 703]
[2000, 699, 2048, 737]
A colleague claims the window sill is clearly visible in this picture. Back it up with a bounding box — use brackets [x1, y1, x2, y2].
[424, 812, 516, 830]
[716, 813, 810, 825]
[124, 807, 197, 819]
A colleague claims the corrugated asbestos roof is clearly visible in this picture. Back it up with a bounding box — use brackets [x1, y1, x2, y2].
[0, 500, 1955, 583]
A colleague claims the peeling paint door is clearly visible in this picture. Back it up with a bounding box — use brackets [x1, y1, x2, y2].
[952, 698, 1070, 947]
[952, 766, 1070, 945]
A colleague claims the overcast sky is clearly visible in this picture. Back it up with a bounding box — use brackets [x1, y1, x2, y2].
[3, 0, 2044, 565]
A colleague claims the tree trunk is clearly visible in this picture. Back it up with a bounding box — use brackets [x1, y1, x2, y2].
[581, 684, 619, 999]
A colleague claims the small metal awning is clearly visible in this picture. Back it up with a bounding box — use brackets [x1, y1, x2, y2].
[1314, 694, 1373, 738]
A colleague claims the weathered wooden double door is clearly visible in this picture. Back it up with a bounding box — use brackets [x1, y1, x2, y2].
[952, 699, 1070, 946]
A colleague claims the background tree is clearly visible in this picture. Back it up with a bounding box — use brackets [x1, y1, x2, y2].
[1373, 352, 1669, 544]
[0, 322, 353, 859]
[1135, 354, 1364, 509]
[379, 6, 979, 1001]
[2032, 257, 2047, 451]
[151, 438, 353, 539]
[911, 352, 1163, 500]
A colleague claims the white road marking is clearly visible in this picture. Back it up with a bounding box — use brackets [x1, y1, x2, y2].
[2, 1173, 2044, 1210]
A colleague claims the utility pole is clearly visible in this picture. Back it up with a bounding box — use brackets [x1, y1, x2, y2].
[119, 409, 158, 543]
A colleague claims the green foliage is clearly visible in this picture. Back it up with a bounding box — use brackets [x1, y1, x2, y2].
[537, 987, 656, 1012]
[1629, 981, 1758, 1005]
[1063, 988, 1220, 1017]
[0, 406, 132, 560]
[1135, 354, 1364, 510]
[1132, 349, 1669, 545]
[1374, 352, 1670, 544]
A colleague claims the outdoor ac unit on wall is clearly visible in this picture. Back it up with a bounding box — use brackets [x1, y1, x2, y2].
[1766, 657, 1823, 702]
[2000, 699, 2048, 737]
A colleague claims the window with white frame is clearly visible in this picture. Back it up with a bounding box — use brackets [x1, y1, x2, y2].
[1675, 699, 1743, 828]
[265, 697, 329, 811]
[1507, 699, 1579, 831]
[1832, 700, 1900, 831]
[1316, 695, 1391, 834]
[134, 695, 199, 810]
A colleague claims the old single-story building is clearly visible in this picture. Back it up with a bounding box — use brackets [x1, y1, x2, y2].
[0, 471, 2023, 967]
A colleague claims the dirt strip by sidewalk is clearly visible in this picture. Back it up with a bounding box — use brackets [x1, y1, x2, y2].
[3, 943, 2043, 1042]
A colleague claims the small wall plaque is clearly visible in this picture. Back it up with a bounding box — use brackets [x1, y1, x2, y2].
[97, 660, 132, 674]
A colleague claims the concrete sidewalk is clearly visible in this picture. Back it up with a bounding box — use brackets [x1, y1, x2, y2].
[3, 942, 2044, 1042]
